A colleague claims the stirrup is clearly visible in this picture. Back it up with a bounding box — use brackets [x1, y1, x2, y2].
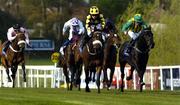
[79, 47, 83, 53]
[2, 51, 7, 58]
[124, 52, 129, 56]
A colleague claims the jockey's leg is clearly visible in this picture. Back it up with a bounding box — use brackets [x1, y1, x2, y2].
[2, 41, 11, 57]
[124, 39, 135, 56]
[59, 40, 70, 56]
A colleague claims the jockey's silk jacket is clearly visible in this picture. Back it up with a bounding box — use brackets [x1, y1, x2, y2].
[122, 18, 148, 33]
[7, 27, 29, 45]
[86, 14, 105, 33]
[63, 18, 85, 40]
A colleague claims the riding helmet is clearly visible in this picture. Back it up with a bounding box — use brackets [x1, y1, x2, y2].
[90, 6, 99, 15]
[13, 24, 21, 30]
[134, 14, 143, 23]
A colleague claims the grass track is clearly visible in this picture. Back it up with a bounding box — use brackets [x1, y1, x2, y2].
[0, 88, 179, 105]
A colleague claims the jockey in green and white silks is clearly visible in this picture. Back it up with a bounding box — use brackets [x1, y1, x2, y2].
[121, 14, 148, 56]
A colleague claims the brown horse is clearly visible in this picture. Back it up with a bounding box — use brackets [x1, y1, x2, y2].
[59, 35, 82, 91]
[103, 31, 121, 90]
[82, 31, 104, 93]
[0, 32, 26, 88]
[119, 27, 155, 92]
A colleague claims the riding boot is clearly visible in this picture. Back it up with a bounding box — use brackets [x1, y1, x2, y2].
[124, 39, 135, 56]
[59, 40, 70, 56]
[2, 41, 11, 57]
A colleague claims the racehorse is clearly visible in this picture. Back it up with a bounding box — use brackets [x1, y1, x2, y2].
[118, 27, 155, 92]
[0, 32, 26, 88]
[82, 30, 104, 93]
[103, 31, 121, 90]
[60, 34, 82, 91]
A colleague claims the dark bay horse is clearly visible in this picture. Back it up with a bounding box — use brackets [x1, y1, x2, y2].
[119, 27, 155, 92]
[103, 31, 121, 90]
[59, 35, 82, 91]
[82, 31, 104, 93]
[0, 32, 26, 88]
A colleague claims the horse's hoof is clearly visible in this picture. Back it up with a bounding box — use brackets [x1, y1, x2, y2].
[8, 79, 12, 82]
[85, 87, 90, 92]
[98, 90, 100, 94]
[86, 89, 90, 92]
[126, 76, 132, 81]
[141, 82, 145, 86]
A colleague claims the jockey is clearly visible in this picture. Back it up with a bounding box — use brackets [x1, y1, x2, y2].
[121, 14, 148, 56]
[103, 18, 117, 35]
[2, 24, 30, 57]
[79, 6, 105, 52]
[59, 17, 85, 56]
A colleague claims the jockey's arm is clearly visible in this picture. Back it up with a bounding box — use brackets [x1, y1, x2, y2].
[122, 20, 134, 35]
[7, 28, 16, 42]
[19, 27, 30, 45]
[78, 20, 85, 35]
[86, 15, 91, 36]
[62, 21, 70, 35]
[99, 14, 105, 29]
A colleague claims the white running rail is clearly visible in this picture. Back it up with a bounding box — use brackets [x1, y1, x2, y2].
[0, 65, 179, 91]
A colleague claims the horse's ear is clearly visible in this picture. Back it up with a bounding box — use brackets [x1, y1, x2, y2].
[148, 25, 151, 30]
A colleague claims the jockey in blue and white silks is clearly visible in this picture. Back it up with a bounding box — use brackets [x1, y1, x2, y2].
[59, 17, 85, 55]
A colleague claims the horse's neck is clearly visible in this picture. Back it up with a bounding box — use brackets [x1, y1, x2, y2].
[105, 36, 113, 46]
[135, 36, 148, 51]
[10, 42, 19, 51]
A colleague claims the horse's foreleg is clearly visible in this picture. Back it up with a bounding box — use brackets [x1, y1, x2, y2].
[96, 67, 102, 94]
[5, 68, 11, 82]
[138, 69, 146, 92]
[76, 65, 82, 91]
[103, 67, 108, 87]
[120, 62, 126, 92]
[85, 67, 90, 92]
[70, 66, 75, 90]
[108, 67, 115, 90]
[4, 60, 11, 82]
[21, 63, 26, 82]
[11, 65, 17, 88]
[63, 66, 70, 90]
[126, 67, 135, 81]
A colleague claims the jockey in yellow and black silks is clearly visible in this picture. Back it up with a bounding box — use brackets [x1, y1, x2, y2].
[121, 14, 148, 56]
[79, 6, 105, 52]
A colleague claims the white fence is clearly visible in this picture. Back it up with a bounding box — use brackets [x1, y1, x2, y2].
[0, 65, 179, 91]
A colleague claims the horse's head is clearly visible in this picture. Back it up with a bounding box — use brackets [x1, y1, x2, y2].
[12, 32, 26, 52]
[106, 31, 121, 48]
[91, 31, 104, 54]
[138, 27, 155, 51]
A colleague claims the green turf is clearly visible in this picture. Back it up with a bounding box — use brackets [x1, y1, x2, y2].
[0, 88, 179, 105]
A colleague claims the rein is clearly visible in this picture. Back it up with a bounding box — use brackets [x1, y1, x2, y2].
[10, 40, 26, 53]
[133, 46, 150, 54]
[9, 45, 22, 52]
[86, 44, 96, 55]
